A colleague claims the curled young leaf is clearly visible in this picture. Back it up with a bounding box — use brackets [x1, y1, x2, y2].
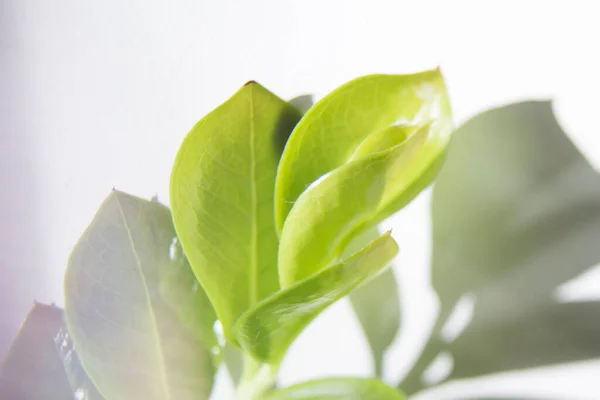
[64, 191, 216, 400]
[170, 82, 302, 339]
[275, 69, 452, 231]
[275, 70, 452, 286]
[278, 123, 432, 286]
[233, 232, 398, 364]
[264, 377, 406, 400]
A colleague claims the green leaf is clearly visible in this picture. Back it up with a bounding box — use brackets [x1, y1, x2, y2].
[275, 71, 452, 287]
[275, 69, 452, 233]
[170, 82, 302, 338]
[400, 101, 600, 394]
[64, 191, 216, 400]
[345, 227, 401, 378]
[159, 234, 220, 365]
[234, 232, 399, 364]
[277, 123, 439, 286]
[263, 378, 406, 400]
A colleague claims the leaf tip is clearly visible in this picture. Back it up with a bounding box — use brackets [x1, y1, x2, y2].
[243, 80, 257, 87]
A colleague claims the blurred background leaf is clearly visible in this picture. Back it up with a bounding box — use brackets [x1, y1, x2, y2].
[288, 94, 314, 116]
[223, 343, 244, 387]
[346, 226, 401, 378]
[65, 191, 216, 399]
[350, 268, 400, 378]
[0, 302, 104, 399]
[399, 101, 600, 395]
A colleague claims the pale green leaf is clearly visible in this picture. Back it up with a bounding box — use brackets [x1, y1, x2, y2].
[234, 233, 398, 364]
[158, 235, 220, 365]
[264, 378, 406, 400]
[275, 69, 452, 233]
[64, 191, 215, 400]
[170, 82, 302, 338]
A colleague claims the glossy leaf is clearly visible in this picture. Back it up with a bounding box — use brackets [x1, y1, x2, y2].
[275, 69, 452, 232]
[234, 233, 399, 364]
[264, 378, 406, 400]
[278, 123, 435, 286]
[64, 191, 216, 400]
[170, 82, 302, 338]
[346, 227, 400, 378]
[400, 101, 600, 394]
[276, 71, 452, 287]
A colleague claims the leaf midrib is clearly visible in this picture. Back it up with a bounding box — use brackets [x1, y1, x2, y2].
[114, 194, 171, 400]
[248, 85, 259, 306]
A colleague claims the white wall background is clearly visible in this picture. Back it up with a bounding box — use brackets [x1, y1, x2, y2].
[3, 1, 600, 398]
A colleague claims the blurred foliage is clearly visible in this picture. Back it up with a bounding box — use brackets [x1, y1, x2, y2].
[399, 101, 600, 395]
[0, 302, 104, 399]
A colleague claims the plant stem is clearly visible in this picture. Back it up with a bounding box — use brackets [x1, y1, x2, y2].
[374, 353, 383, 379]
[236, 353, 278, 400]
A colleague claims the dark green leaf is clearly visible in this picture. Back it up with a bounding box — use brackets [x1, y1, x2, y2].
[64, 191, 216, 400]
[170, 82, 302, 339]
[264, 377, 406, 400]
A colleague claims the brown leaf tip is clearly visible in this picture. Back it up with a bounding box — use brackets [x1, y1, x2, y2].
[244, 80, 257, 87]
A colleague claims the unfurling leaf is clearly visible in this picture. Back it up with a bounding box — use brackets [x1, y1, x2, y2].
[64, 191, 216, 400]
[275, 70, 452, 287]
[234, 233, 398, 364]
[170, 82, 302, 339]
